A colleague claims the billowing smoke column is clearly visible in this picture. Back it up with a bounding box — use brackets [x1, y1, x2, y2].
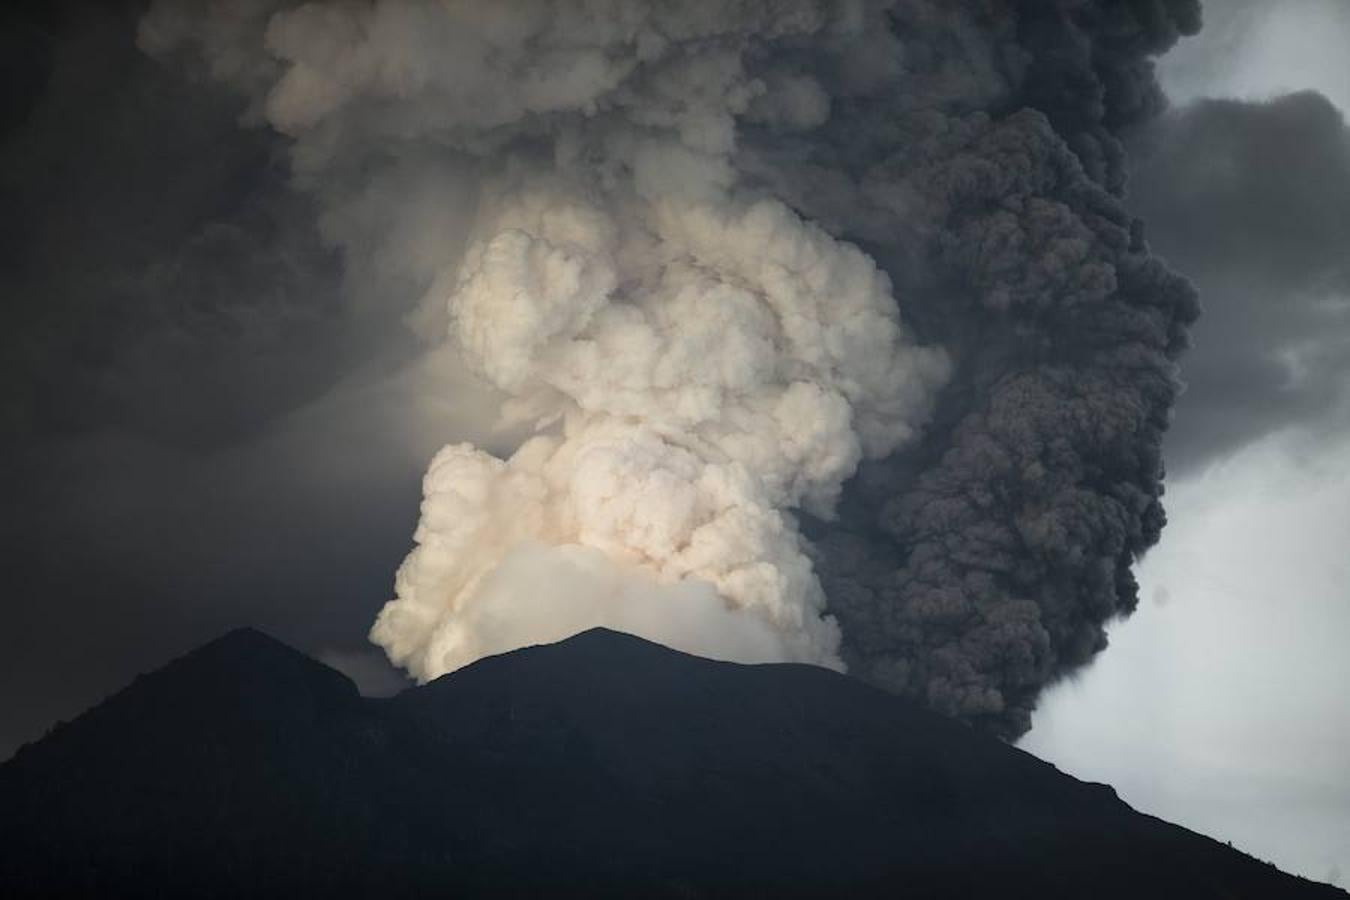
[378, 174, 952, 673]
[142, 0, 1199, 738]
[768, 1, 1203, 738]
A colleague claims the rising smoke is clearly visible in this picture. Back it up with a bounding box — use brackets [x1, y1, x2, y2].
[141, 0, 1200, 739]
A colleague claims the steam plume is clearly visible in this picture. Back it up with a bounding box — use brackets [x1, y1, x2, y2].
[142, 0, 1200, 738]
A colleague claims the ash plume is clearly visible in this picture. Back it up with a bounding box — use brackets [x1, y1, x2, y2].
[140, 0, 1200, 738]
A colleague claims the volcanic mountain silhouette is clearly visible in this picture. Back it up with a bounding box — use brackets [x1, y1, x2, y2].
[1, 627, 1342, 898]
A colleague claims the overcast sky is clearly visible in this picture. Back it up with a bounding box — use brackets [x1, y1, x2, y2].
[1022, 1, 1350, 887]
[1, 2, 1346, 889]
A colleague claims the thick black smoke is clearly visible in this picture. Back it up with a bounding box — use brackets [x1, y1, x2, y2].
[746, 0, 1203, 739]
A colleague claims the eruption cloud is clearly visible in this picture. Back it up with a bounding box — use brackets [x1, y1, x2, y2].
[142, 0, 1200, 738]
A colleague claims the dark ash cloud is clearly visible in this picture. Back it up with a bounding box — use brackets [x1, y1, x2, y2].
[1127, 90, 1350, 469]
[743, 0, 1202, 739]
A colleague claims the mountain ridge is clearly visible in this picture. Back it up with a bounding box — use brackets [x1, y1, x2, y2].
[1, 627, 1343, 898]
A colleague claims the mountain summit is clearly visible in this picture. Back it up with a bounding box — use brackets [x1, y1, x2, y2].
[1, 628, 1341, 898]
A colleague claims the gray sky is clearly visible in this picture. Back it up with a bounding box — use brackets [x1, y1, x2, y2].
[1022, 1, 1350, 887]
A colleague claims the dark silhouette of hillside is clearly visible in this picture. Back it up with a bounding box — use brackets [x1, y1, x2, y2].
[1, 627, 1343, 898]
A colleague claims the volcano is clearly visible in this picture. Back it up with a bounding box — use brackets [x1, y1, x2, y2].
[0, 627, 1341, 898]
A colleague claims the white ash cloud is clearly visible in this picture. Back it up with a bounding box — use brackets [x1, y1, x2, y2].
[141, 0, 948, 676]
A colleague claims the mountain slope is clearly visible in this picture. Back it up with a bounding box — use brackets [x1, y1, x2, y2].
[0, 627, 1342, 898]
